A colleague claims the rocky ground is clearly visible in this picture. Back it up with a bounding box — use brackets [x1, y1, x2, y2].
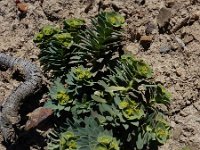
[0, 0, 200, 150]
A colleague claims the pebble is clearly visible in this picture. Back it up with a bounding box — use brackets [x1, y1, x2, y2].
[186, 100, 191, 105]
[193, 101, 200, 111]
[135, 0, 145, 5]
[172, 126, 182, 140]
[160, 43, 171, 53]
[180, 110, 189, 117]
[170, 120, 176, 128]
[166, 1, 175, 8]
[183, 34, 194, 44]
[157, 7, 172, 27]
[175, 67, 185, 77]
[111, 1, 123, 10]
[174, 83, 181, 91]
[17, 2, 28, 13]
[140, 35, 153, 49]
[25, 107, 53, 131]
[145, 22, 156, 34]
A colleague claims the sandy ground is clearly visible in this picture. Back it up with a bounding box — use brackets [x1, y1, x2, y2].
[0, 0, 200, 149]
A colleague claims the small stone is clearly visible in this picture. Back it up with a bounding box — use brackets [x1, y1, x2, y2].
[145, 22, 156, 34]
[172, 126, 182, 140]
[25, 107, 53, 131]
[174, 115, 184, 124]
[166, 0, 175, 8]
[171, 41, 179, 50]
[17, 2, 28, 13]
[157, 7, 172, 27]
[140, 35, 153, 50]
[183, 34, 194, 44]
[180, 110, 189, 117]
[135, 0, 145, 5]
[174, 83, 181, 91]
[175, 67, 185, 77]
[111, 1, 123, 10]
[186, 100, 191, 105]
[170, 121, 176, 128]
[160, 43, 171, 53]
[193, 101, 200, 111]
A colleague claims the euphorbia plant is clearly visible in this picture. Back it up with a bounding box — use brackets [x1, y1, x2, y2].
[34, 11, 171, 150]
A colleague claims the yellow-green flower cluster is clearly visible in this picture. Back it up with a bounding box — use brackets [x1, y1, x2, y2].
[74, 67, 92, 81]
[154, 126, 169, 143]
[136, 60, 152, 78]
[33, 25, 60, 42]
[105, 12, 125, 27]
[145, 114, 170, 144]
[53, 33, 73, 48]
[64, 18, 85, 31]
[60, 131, 77, 150]
[96, 135, 120, 150]
[118, 100, 144, 120]
[57, 91, 70, 105]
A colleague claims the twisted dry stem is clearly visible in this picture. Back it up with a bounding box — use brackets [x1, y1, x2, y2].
[0, 53, 42, 143]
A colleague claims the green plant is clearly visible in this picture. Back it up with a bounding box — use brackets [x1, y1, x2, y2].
[66, 66, 94, 97]
[136, 112, 170, 149]
[72, 11, 125, 76]
[33, 19, 86, 78]
[63, 18, 85, 32]
[47, 117, 120, 150]
[35, 11, 171, 150]
[44, 78, 73, 117]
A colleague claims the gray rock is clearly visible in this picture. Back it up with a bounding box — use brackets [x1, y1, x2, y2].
[160, 44, 171, 53]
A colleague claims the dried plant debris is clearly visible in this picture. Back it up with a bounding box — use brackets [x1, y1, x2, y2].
[0, 53, 42, 143]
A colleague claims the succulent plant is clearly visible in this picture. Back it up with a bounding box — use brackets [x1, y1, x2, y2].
[47, 117, 120, 150]
[90, 54, 170, 149]
[34, 25, 60, 42]
[64, 18, 85, 31]
[118, 99, 144, 121]
[35, 11, 172, 150]
[34, 25, 75, 77]
[63, 18, 86, 44]
[104, 11, 126, 27]
[33, 20, 86, 77]
[52, 33, 74, 48]
[136, 112, 170, 150]
[72, 11, 124, 76]
[48, 78, 72, 105]
[44, 78, 73, 117]
[66, 66, 94, 97]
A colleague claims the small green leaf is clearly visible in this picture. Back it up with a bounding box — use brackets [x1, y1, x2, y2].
[136, 133, 144, 150]
[122, 124, 129, 130]
[105, 86, 127, 93]
[92, 95, 107, 103]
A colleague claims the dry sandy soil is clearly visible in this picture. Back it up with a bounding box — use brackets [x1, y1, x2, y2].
[0, 0, 200, 149]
